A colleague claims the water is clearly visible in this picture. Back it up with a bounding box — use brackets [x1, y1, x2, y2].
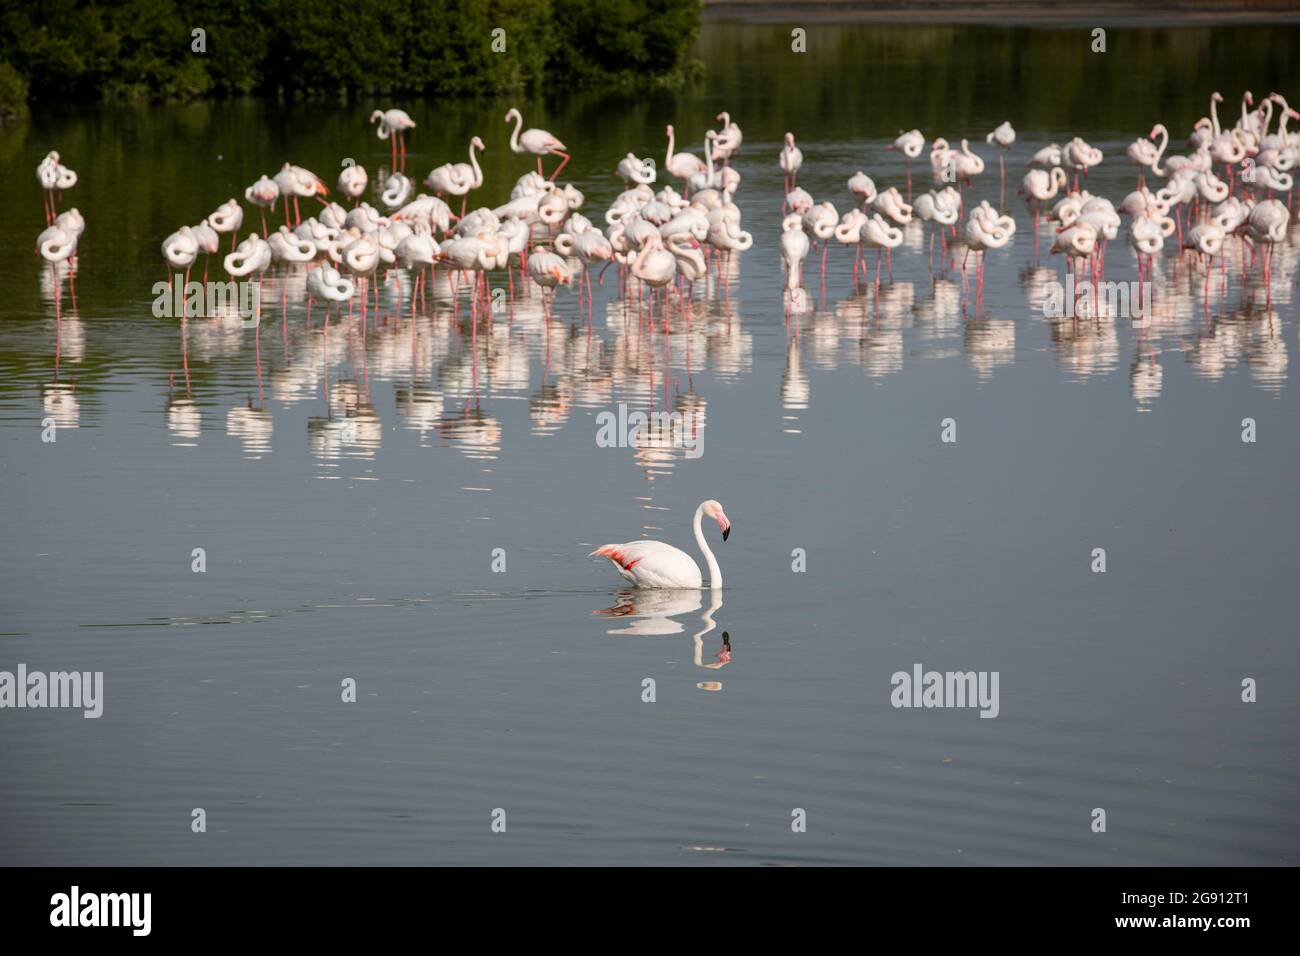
[2, 21, 1298, 865]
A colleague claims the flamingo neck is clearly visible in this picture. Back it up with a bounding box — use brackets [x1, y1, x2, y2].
[1211, 97, 1221, 136]
[469, 141, 483, 186]
[693, 503, 722, 590]
[509, 112, 523, 153]
[1152, 126, 1168, 175]
[666, 128, 676, 166]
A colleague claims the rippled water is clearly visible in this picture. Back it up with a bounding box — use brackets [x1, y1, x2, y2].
[2, 22, 1298, 865]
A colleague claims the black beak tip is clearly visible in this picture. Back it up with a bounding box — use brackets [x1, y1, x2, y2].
[722, 527, 730, 542]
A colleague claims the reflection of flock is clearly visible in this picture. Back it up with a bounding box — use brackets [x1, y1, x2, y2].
[124, 274, 751, 468]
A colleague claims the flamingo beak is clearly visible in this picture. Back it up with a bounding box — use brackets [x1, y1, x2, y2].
[717, 513, 731, 542]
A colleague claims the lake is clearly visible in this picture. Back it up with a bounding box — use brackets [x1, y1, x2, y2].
[1, 19, 1298, 865]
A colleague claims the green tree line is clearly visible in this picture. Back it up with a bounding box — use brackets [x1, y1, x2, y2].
[0, 0, 701, 119]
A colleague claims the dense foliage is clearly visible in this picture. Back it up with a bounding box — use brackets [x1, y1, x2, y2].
[0, 0, 701, 112]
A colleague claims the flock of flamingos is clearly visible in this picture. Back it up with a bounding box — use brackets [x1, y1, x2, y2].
[33, 91, 1297, 325]
[29, 92, 1299, 587]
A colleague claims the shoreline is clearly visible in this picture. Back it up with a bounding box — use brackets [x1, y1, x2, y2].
[701, 1, 1300, 24]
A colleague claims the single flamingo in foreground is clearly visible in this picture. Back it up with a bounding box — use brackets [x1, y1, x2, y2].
[592, 500, 731, 589]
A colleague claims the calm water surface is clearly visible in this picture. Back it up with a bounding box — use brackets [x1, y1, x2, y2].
[1, 23, 1298, 865]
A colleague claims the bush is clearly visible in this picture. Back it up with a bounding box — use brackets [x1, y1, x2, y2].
[0, 60, 28, 123]
[0, 0, 701, 105]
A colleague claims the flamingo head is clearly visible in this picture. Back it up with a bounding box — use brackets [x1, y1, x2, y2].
[784, 132, 795, 147]
[369, 110, 383, 124]
[1212, 92, 1224, 103]
[1245, 91, 1254, 106]
[701, 500, 731, 541]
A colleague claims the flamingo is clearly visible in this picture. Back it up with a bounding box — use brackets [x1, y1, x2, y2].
[780, 132, 803, 194]
[888, 129, 925, 199]
[711, 112, 743, 166]
[527, 248, 573, 320]
[337, 163, 368, 205]
[37, 152, 77, 225]
[51, 208, 84, 243]
[874, 187, 913, 227]
[962, 200, 1015, 298]
[690, 131, 740, 195]
[191, 220, 220, 283]
[1129, 213, 1172, 284]
[37, 223, 78, 319]
[780, 213, 811, 300]
[1207, 93, 1247, 186]
[802, 201, 838, 282]
[847, 171, 877, 210]
[666, 234, 708, 300]
[954, 139, 986, 185]
[394, 231, 439, 310]
[207, 199, 244, 253]
[393, 195, 454, 235]
[914, 187, 960, 267]
[1051, 220, 1099, 280]
[1027, 144, 1063, 169]
[1127, 124, 1168, 189]
[616, 153, 657, 185]
[381, 172, 412, 210]
[706, 208, 753, 288]
[1063, 137, 1103, 190]
[162, 226, 199, 293]
[1185, 220, 1227, 300]
[371, 108, 416, 172]
[37, 224, 78, 264]
[555, 221, 613, 308]
[1253, 166, 1294, 193]
[268, 225, 316, 264]
[664, 124, 705, 187]
[306, 264, 356, 327]
[985, 121, 1015, 195]
[591, 500, 731, 589]
[835, 207, 869, 278]
[1022, 166, 1068, 249]
[244, 175, 280, 237]
[785, 187, 814, 215]
[1246, 199, 1289, 290]
[861, 213, 904, 286]
[930, 137, 959, 183]
[505, 108, 569, 181]
[274, 163, 329, 227]
[427, 136, 485, 217]
[224, 233, 272, 281]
